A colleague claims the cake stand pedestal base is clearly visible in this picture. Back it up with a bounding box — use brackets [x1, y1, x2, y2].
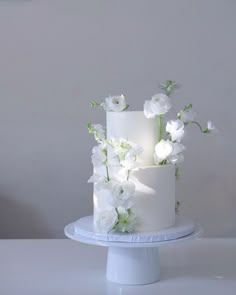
[107, 246, 160, 284]
[65, 215, 202, 285]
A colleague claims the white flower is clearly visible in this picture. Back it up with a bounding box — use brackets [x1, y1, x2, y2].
[166, 120, 185, 142]
[172, 142, 186, 155]
[115, 208, 136, 233]
[206, 121, 217, 133]
[109, 181, 135, 208]
[94, 179, 111, 191]
[95, 209, 118, 233]
[168, 142, 186, 164]
[91, 143, 107, 166]
[88, 171, 111, 189]
[143, 101, 156, 119]
[88, 173, 104, 183]
[144, 93, 171, 118]
[180, 109, 196, 123]
[109, 138, 143, 169]
[110, 138, 131, 159]
[120, 144, 143, 169]
[154, 140, 173, 164]
[92, 124, 105, 141]
[101, 95, 127, 112]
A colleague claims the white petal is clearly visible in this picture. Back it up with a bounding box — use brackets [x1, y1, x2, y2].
[154, 140, 173, 161]
[144, 100, 156, 118]
[181, 109, 196, 123]
[95, 209, 118, 233]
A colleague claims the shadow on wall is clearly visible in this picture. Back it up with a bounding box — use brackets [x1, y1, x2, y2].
[0, 195, 51, 238]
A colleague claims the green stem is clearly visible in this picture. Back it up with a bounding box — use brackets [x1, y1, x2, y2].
[175, 165, 180, 180]
[127, 170, 130, 181]
[191, 121, 204, 133]
[157, 115, 162, 142]
[105, 164, 110, 181]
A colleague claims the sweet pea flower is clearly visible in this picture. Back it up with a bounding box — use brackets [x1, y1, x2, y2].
[205, 121, 217, 134]
[92, 124, 105, 141]
[88, 173, 104, 184]
[101, 95, 127, 112]
[166, 120, 185, 142]
[144, 93, 171, 118]
[91, 143, 107, 166]
[120, 144, 143, 169]
[180, 109, 196, 123]
[168, 142, 186, 164]
[109, 138, 143, 169]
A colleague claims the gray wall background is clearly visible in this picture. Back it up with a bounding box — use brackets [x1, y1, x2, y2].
[0, 0, 235, 238]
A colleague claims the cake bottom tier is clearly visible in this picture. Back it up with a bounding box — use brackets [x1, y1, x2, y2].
[93, 165, 176, 233]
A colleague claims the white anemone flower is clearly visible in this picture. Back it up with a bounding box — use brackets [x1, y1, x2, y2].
[101, 95, 127, 112]
[109, 181, 135, 209]
[144, 93, 171, 118]
[95, 209, 118, 233]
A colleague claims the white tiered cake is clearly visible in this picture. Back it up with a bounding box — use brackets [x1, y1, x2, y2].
[93, 111, 176, 232]
[85, 81, 214, 235]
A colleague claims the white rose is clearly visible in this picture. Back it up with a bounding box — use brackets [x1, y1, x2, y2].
[95, 209, 118, 233]
[109, 181, 135, 208]
[91, 143, 107, 166]
[168, 142, 186, 164]
[154, 140, 173, 164]
[166, 120, 185, 142]
[101, 95, 127, 112]
[144, 93, 171, 118]
[180, 109, 196, 123]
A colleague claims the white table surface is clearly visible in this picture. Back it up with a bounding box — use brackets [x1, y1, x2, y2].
[0, 238, 236, 295]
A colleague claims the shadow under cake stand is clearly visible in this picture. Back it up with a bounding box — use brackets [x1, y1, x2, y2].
[64, 215, 202, 285]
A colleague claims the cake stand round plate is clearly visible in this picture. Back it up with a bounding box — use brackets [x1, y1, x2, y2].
[64, 216, 202, 285]
[67, 215, 195, 244]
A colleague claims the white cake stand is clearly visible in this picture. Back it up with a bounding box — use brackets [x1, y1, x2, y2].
[64, 215, 202, 285]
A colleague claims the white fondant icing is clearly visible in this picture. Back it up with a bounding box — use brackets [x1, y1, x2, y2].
[106, 111, 157, 166]
[132, 165, 175, 231]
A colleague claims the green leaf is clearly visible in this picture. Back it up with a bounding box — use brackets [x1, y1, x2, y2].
[183, 103, 193, 111]
[175, 201, 182, 213]
[160, 80, 178, 96]
[90, 101, 99, 107]
[87, 122, 93, 133]
[175, 166, 180, 179]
